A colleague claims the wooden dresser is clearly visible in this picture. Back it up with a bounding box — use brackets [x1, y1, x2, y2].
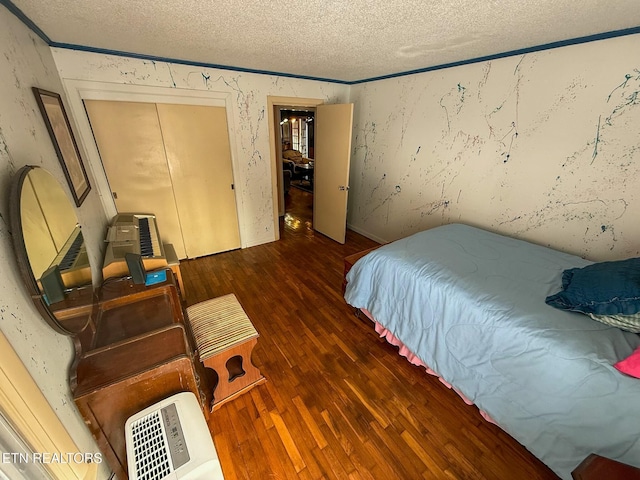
[72, 271, 210, 480]
[9, 169, 208, 480]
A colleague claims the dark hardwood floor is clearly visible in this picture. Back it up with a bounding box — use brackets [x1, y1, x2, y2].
[180, 187, 558, 479]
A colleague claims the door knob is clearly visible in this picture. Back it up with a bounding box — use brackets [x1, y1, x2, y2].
[338, 186, 349, 191]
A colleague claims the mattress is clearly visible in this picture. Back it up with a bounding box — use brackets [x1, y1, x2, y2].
[344, 223, 640, 479]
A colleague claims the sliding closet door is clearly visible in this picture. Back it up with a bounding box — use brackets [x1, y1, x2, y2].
[156, 104, 240, 258]
[85, 99, 241, 260]
[83, 100, 186, 257]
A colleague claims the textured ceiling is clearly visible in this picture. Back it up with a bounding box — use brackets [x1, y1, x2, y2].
[8, 0, 640, 83]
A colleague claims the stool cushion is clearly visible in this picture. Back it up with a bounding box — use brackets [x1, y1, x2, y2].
[187, 294, 258, 360]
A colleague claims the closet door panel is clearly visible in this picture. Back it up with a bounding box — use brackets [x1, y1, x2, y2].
[156, 104, 240, 258]
[84, 100, 186, 258]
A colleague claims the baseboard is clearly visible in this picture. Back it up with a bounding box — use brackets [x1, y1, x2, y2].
[346, 223, 388, 244]
[242, 232, 277, 249]
[245, 224, 383, 248]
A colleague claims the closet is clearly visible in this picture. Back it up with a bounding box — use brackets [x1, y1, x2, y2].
[84, 100, 240, 259]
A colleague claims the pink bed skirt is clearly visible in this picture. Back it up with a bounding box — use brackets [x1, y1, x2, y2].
[362, 308, 497, 425]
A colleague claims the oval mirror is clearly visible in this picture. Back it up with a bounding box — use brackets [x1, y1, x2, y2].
[10, 166, 94, 335]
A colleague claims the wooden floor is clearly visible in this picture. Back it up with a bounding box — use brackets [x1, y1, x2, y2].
[180, 187, 559, 480]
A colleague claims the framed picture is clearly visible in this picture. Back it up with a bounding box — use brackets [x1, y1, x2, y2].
[32, 87, 91, 207]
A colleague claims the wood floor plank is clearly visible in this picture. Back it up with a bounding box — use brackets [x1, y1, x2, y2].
[311, 445, 351, 480]
[188, 187, 559, 479]
[271, 410, 307, 473]
[293, 395, 329, 449]
[342, 378, 391, 429]
[401, 429, 449, 478]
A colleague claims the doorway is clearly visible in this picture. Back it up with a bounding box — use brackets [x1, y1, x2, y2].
[279, 108, 316, 236]
[268, 97, 354, 244]
[267, 96, 324, 241]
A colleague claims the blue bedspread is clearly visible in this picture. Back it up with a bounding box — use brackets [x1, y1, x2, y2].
[344, 224, 640, 479]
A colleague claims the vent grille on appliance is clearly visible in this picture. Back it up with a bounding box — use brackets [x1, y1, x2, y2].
[129, 410, 173, 480]
[126, 392, 224, 480]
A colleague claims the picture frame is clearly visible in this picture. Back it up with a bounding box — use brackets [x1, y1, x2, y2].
[32, 87, 91, 207]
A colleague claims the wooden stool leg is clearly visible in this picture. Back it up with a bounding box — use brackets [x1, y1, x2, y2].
[201, 338, 265, 411]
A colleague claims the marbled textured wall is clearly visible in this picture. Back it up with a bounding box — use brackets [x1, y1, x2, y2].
[0, 5, 109, 477]
[51, 49, 351, 247]
[348, 34, 640, 261]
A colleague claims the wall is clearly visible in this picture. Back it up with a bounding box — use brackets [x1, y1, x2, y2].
[348, 34, 640, 261]
[50, 49, 352, 248]
[0, 5, 109, 478]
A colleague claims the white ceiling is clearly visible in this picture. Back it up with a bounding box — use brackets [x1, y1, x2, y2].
[9, 0, 640, 83]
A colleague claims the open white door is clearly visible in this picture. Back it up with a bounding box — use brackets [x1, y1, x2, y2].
[313, 103, 354, 243]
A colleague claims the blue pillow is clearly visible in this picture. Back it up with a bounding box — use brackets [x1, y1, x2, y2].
[545, 257, 640, 315]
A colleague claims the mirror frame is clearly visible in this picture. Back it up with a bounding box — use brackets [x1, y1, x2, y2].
[10, 165, 92, 336]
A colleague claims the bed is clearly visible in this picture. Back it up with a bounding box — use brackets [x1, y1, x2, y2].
[343, 223, 640, 480]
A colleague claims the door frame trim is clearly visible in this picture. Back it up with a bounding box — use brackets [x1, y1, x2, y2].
[0, 331, 98, 480]
[267, 96, 324, 240]
[61, 80, 247, 247]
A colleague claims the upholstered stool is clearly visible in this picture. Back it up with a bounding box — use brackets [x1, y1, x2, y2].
[186, 294, 265, 411]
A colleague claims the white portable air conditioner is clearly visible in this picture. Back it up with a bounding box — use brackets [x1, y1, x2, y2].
[125, 392, 224, 480]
